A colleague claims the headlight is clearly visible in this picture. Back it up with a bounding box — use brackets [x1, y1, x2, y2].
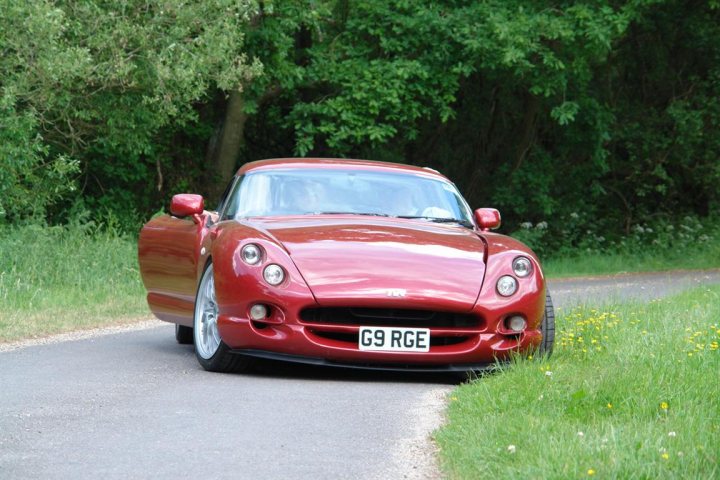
[263, 264, 285, 286]
[512, 256, 533, 278]
[241, 244, 262, 265]
[496, 275, 518, 296]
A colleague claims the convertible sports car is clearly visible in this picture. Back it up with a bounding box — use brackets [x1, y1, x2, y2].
[138, 158, 554, 373]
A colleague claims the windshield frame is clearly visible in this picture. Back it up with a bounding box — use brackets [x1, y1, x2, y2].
[222, 167, 475, 227]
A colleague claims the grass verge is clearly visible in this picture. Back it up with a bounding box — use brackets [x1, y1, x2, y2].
[543, 246, 720, 278]
[436, 286, 720, 479]
[0, 224, 147, 343]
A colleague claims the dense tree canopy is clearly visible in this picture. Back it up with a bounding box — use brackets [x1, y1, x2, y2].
[1, 0, 718, 251]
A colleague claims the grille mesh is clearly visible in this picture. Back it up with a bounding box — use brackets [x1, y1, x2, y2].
[300, 307, 480, 328]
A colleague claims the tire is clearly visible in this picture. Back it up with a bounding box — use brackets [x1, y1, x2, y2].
[193, 261, 253, 373]
[539, 290, 555, 355]
[175, 324, 194, 344]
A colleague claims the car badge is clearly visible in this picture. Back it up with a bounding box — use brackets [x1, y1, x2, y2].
[386, 289, 407, 298]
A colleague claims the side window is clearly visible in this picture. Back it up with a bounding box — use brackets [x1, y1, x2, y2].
[219, 175, 243, 220]
[216, 176, 238, 213]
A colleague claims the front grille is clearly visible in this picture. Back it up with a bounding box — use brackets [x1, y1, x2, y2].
[300, 307, 481, 328]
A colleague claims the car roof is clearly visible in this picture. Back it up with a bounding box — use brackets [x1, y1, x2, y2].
[236, 158, 448, 180]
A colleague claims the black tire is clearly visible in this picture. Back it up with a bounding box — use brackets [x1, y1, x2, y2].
[175, 324, 194, 344]
[539, 290, 555, 355]
[193, 261, 253, 373]
[197, 338, 252, 373]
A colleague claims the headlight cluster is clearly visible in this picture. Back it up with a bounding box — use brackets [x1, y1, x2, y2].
[496, 256, 533, 297]
[241, 243, 286, 286]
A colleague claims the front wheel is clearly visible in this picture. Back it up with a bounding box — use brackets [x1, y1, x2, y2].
[193, 262, 252, 373]
[539, 291, 555, 355]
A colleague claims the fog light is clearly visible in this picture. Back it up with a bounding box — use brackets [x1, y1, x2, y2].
[263, 264, 285, 286]
[249, 304, 268, 320]
[506, 315, 527, 332]
[496, 275, 518, 296]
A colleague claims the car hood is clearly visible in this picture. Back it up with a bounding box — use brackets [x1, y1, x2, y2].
[256, 217, 487, 311]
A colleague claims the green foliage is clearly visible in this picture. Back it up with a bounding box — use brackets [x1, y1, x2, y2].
[0, 0, 260, 225]
[269, 0, 717, 240]
[0, 2, 82, 222]
[287, 1, 464, 155]
[1, 0, 718, 245]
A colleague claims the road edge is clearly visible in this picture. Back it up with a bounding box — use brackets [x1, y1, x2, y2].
[0, 318, 164, 353]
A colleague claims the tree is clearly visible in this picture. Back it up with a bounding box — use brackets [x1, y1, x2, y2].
[0, 0, 260, 223]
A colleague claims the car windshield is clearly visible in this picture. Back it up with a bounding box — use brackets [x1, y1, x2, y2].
[223, 168, 474, 225]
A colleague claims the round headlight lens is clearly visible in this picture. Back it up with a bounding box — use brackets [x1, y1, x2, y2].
[263, 264, 285, 286]
[512, 256, 533, 278]
[496, 275, 518, 297]
[241, 244, 262, 265]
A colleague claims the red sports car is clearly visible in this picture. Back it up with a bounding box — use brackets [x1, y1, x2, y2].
[138, 158, 554, 373]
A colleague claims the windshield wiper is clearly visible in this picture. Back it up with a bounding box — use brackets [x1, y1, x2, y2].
[397, 216, 474, 228]
[313, 211, 391, 217]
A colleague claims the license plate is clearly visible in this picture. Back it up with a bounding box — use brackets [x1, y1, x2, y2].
[358, 326, 430, 352]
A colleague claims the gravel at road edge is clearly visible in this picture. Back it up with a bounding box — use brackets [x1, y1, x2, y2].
[0, 318, 163, 353]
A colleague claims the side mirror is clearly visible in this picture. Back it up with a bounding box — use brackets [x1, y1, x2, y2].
[474, 208, 501, 231]
[170, 194, 204, 218]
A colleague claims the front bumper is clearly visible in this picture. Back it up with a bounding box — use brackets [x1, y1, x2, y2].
[216, 297, 544, 368]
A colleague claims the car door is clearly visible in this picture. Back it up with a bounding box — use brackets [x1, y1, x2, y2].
[138, 211, 211, 325]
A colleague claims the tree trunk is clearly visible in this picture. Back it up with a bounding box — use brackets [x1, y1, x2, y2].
[206, 89, 248, 201]
[509, 93, 540, 176]
[463, 92, 539, 205]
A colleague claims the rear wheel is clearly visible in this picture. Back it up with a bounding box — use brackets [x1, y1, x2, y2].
[539, 291, 555, 355]
[175, 324, 193, 344]
[193, 262, 252, 373]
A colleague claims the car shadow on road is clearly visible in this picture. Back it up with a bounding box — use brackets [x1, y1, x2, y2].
[159, 340, 468, 384]
[248, 357, 467, 385]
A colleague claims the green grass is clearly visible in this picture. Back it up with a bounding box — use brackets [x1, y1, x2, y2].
[543, 246, 720, 278]
[436, 286, 720, 479]
[0, 224, 147, 342]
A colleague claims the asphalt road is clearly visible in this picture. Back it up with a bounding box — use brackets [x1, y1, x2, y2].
[1, 270, 718, 479]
